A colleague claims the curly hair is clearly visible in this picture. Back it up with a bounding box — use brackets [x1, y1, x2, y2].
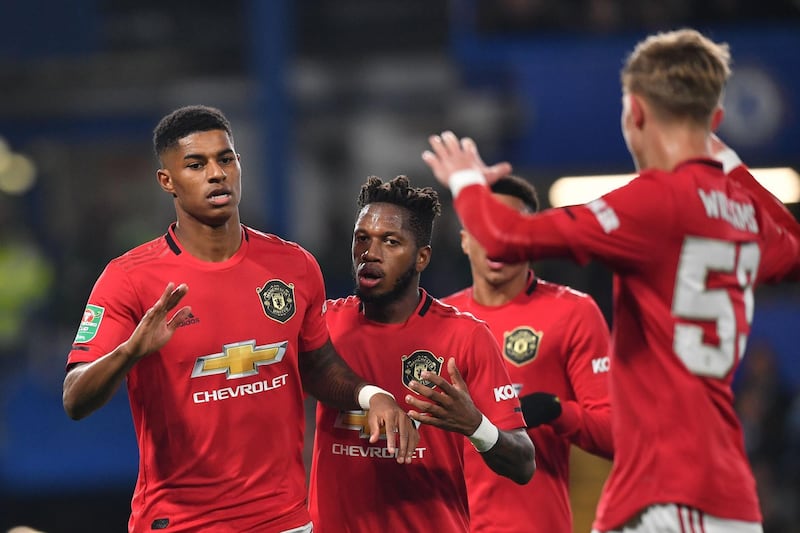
[357, 175, 442, 247]
[153, 105, 233, 159]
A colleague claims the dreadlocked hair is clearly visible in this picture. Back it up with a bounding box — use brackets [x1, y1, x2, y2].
[357, 175, 442, 247]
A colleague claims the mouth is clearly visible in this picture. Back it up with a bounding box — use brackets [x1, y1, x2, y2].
[486, 258, 507, 270]
[207, 189, 232, 206]
[357, 264, 384, 289]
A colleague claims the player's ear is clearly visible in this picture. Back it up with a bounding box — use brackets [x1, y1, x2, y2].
[459, 229, 469, 255]
[630, 94, 645, 129]
[157, 169, 177, 198]
[416, 245, 432, 273]
[710, 106, 724, 131]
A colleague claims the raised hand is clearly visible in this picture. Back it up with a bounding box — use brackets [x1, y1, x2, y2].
[124, 282, 192, 361]
[422, 131, 513, 188]
[405, 357, 484, 435]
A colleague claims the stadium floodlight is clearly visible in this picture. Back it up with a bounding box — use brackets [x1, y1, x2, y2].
[548, 168, 800, 208]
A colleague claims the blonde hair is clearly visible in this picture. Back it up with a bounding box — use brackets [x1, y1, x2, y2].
[621, 28, 731, 125]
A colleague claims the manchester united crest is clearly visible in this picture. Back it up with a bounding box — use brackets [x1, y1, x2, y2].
[257, 279, 296, 323]
[504, 327, 542, 366]
[402, 350, 444, 391]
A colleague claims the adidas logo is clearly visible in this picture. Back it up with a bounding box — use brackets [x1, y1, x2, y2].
[177, 313, 200, 327]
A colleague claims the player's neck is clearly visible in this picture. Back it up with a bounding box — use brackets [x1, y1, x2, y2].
[471, 273, 528, 307]
[643, 123, 710, 172]
[173, 216, 243, 262]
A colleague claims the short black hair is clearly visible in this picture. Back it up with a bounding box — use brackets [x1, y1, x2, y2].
[357, 175, 442, 247]
[490, 175, 539, 213]
[153, 105, 233, 159]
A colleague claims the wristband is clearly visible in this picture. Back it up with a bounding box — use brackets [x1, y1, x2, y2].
[714, 147, 742, 174]
[449, 169, 487, 198]
[467, 414, 500, 452]
[358, 384, 395, 410]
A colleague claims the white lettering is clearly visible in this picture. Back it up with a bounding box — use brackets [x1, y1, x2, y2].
[697, 189, 758, 233]
[493, 384, 517, 402]
[331, 443, 427, 459]
[587, 199, 620, 234]
[193, 374, 289, 404]
[591, 356, 610, 374]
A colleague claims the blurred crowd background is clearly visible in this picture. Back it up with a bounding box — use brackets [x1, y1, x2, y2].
[1, 1, 799, 531]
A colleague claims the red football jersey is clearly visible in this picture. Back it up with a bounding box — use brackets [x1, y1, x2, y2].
[67, 225, 329, 533]
[451, 160, 800, 530]
[308, 290, 526, 533]
[443, 273, 612, 533]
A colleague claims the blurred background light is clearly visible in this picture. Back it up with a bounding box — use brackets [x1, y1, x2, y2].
[549, 167, 800, 207]
[0, 152, 38, 195]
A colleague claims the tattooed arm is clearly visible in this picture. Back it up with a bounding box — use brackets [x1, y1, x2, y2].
[298, 339, 366, 409]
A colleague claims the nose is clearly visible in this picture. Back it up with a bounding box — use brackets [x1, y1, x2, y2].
[208, 161, 227, 181]
[360, 240, 380, 261]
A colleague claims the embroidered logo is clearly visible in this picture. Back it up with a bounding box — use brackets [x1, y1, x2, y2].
[74, 304, 105, 343]
[257, 279, 296, 323]
[402, 350, 444, 391]
[503, 327, 542, 366]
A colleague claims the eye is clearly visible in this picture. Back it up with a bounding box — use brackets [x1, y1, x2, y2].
[220, 156, 235, 165]
[187, 162, 203, 170]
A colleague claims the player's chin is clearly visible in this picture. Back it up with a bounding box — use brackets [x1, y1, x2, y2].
[199, 208, 237, 226]
[355, 284, 388, 303]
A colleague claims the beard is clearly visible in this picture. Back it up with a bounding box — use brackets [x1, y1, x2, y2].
[355, 261, 417, 306]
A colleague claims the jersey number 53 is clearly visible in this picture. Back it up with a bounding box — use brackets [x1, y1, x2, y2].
[672, 237, 760, 378]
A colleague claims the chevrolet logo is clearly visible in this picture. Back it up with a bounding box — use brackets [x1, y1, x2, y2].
[191, 340, 287, 379]
[334, 410, 386, 440]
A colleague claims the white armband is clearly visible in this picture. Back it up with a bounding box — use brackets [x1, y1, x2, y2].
[468, 414, 500, 452]
[449, 169, 487, 198]
[715, 147, 742, 174]
[358, 385, 395, 410]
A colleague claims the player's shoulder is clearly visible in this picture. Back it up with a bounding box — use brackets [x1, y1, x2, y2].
[534, 278, 602, 312]
[246, 226, 306, 253]
[245, 225, 320, 264]
[111, 233, 172, 272]
[426, 294, 487, 328]
[535, 278, 590, 300]
[324, 295, 361, 315]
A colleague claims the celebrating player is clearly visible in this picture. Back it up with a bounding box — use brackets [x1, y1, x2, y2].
[442, 174, 613, 532]
[308, 175, 534, 532]
[423, 29, 800, 533]
[63, 105, 418, 533]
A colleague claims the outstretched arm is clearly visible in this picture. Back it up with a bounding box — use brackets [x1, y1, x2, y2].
[406, 358, 535, 484]
[300, 339, 419, 464]
[63, 282, 192, 420]
[422, 131, 578, 264]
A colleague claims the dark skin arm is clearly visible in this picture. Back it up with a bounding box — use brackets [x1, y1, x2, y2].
[299, 339, 419, 464]
[63, 282, 192, 420]
[406, 358, 535, 484]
